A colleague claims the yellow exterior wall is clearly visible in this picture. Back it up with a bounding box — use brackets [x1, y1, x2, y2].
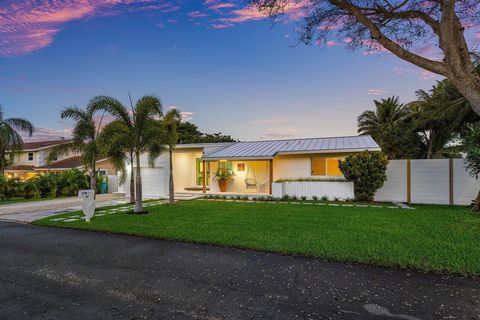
[272, 152, 356, 181]
[172, 148, 204, 192]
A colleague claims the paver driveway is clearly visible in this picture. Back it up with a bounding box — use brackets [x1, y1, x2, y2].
[0, 221, 478, 319]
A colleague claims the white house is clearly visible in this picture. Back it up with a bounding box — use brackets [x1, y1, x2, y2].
[118, 135, 381, 199]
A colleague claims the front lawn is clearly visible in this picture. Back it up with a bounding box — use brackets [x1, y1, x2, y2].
[33, 200, 480, 276]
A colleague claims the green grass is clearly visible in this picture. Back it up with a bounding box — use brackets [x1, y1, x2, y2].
[33, 200, 480, 276]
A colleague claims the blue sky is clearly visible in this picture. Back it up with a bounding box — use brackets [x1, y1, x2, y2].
[0, 0, 444, 141]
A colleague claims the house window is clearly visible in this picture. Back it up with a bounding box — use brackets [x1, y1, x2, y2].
[28, 152, 34, 161]
[311, 158, 342, 176]
[237, 163, 245, 171]
[98, 170, 107, 177]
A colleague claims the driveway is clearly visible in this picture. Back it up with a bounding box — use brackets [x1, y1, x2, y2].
[0, 194, 128, 222]
[0, 221, 479, 319]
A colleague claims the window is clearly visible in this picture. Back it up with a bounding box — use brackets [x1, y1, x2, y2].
[98, 170, 107, 177]
[28, 152, 34, 161]
[237, 163, 245, 171]
[311, 158, 342, 176]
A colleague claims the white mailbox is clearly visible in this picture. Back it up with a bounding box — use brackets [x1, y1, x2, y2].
[78, 189, 95, 222]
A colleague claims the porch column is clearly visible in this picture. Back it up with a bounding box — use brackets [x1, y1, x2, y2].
[269, 159, 273, 195]
[202, 160, 207, 193]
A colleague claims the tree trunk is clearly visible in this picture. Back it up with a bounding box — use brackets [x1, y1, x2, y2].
[473, 189, 480, 212]
[129, 153, 135, 204]
[169, 148, 174, 205]
[134, 152, 143, 213]
[91, 159, 96, 200]
[426, 138, 433, 159]
[448, 77, 480, 116]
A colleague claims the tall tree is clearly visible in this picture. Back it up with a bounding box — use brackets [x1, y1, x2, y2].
[251, 0, 480, 115]
[408, 88, 456, 159]
[163, 109, 182, 205]
[177, 122, 236, 143]
[358, 96, 421, 159]
[47, 107, 104, 193]
[88, 95, 164, 213]
[0, 106, 34, 176]
[463, 123, 480, 211]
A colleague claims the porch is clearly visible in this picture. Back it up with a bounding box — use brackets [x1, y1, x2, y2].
[172, 149, 273, 195]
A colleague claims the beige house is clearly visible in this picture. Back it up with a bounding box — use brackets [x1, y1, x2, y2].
[5, 140, 116, 180]
[118, 135, 380, 197]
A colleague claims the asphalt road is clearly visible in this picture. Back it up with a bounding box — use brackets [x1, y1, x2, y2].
[0, 221, 478, 320]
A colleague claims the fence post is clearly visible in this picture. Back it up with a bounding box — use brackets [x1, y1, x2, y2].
[449, 159, 454, 205]
[406, 159, 411, 204]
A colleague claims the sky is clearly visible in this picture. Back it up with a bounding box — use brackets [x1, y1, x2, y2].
[1, 0, 477, 142]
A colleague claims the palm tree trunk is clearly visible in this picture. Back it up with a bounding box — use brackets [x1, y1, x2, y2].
[473, 189, 480, 212]
[426, 138, 433, 159]
[129, 152, 135, 204]
[169, 147, 174, 205]
[134, 151, 143, 213]
[91, 159, 96, 199]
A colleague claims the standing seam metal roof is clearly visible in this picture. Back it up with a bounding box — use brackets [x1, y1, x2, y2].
[202, 135, 380, 159]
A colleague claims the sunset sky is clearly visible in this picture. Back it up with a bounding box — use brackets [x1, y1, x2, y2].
[1, 0, 478, 142]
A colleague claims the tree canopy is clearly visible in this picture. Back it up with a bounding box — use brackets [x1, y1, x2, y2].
[251, 0, 480, 115]
[177, 122, 236, 144]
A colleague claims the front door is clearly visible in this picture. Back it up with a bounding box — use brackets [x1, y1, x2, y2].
[196, 159, 210, 186]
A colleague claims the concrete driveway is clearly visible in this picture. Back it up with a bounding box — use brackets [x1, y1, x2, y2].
[0, 194, 128, 222]
[0, 221, 479, 319]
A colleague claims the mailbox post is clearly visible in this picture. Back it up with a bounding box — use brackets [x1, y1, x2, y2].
[78, 189, 95, 222]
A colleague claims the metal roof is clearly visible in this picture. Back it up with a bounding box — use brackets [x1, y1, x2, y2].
[202, 135, 380, 160]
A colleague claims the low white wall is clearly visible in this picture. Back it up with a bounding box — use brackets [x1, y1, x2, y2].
[272, 181, 354, 200]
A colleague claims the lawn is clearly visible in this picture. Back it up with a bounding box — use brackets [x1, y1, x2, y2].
[33, 200, 480, 276]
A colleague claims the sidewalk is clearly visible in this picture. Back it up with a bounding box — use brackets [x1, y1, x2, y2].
[0, 194, 128, 223]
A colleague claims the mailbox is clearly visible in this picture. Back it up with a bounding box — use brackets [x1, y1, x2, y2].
[78, 189, 95, 222]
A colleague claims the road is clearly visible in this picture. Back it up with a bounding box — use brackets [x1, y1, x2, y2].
[0, 221, 478, 319]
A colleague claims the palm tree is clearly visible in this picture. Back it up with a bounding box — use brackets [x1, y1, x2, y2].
[162, 109, 182, 205]
[47, 106, 105, 194]
[0, 105, 34, 176]
[409, 87, 457, 159]
[88, 95, 164, 213]
[358, 97, 421, 159]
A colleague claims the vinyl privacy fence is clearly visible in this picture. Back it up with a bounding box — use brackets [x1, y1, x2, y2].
[374, 159, 480, 205]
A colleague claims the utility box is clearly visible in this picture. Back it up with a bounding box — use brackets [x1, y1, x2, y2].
[78, 190, 95, 222]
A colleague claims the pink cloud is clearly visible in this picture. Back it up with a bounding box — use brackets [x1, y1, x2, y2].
[215, 0, 308, 27]
[188, 11, 208, 18]
[0, 0, 173, 57]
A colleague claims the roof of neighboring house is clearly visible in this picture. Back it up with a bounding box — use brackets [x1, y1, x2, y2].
[202, 135, 380, 160]
[22, 139, 71, 151]
[37, 156, 83, 170]
[5, 165, 36, 171]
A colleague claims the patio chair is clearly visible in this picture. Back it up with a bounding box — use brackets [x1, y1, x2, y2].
[245, 165, 257, 190]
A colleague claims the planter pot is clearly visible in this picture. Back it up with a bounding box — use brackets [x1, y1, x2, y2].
[218, 179, 228, 192]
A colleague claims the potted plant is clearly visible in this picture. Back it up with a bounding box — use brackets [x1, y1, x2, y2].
[214, 167, 234, 192]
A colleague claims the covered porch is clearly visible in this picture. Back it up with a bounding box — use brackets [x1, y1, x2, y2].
[170, 146, 273, 195]
[199, 159, 273, 195]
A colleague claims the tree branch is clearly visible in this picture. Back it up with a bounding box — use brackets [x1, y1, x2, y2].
[330, 0, 448, 75]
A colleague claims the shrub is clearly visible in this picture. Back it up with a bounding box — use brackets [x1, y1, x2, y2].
[320, 195, 329, 201]
[339, 151, 388, 202]
[312, 196, 318, 201]
[301, 196, 307, 201]
[22, 180, 39, 199]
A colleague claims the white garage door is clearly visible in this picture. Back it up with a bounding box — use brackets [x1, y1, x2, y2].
[140, 167, 165, 198]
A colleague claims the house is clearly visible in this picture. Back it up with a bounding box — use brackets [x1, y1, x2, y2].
[118, 135, 380, 198]
[5, 140, 116, 180]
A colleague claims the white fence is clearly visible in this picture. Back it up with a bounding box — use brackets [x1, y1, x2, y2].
[375, 159, 479, 205]
[272, 181, 354, 200]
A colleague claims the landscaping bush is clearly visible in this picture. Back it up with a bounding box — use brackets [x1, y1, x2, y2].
[339, 151, 388, 202]
[22, 180, 39, 199]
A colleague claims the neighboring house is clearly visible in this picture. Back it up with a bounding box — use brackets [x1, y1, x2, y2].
[5, 140, 116, 179]
[118, 135, 381, 198]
